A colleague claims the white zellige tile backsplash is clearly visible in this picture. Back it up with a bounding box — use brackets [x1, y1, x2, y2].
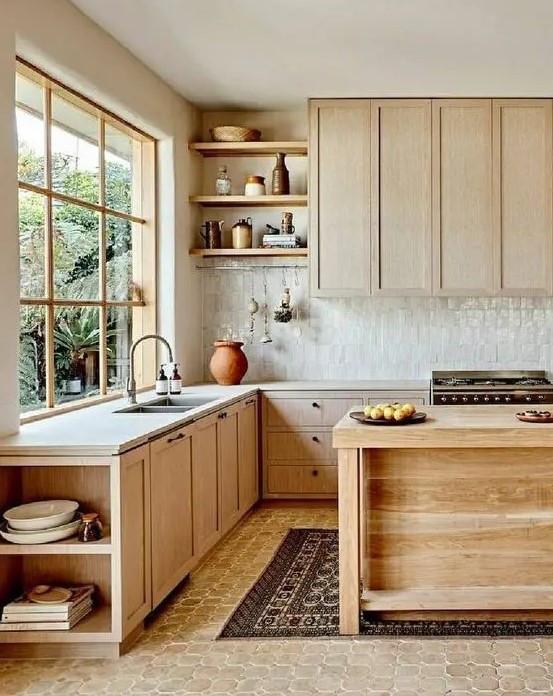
[201, 260, 552, 381]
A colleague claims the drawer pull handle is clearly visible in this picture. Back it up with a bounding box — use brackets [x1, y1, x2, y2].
[312, 469, 319, 477]
[167, 432, 185, 444]
[218, 411, 228, 419]
[312, 436, 320, 443]
[245, 398, 256, 405]
[312, 402, 320, 408]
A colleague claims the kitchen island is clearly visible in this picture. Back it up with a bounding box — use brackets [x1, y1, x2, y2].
[334, 405, 553, 634]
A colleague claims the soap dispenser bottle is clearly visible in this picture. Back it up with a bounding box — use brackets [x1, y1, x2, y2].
[169, 364, 182, 395]
[155, 366, 169, 395]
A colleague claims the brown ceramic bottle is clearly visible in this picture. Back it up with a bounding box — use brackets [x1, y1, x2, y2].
[271, 153, 290, 195]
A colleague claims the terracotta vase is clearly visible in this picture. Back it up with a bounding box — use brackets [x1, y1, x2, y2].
[209, 341, 248, 385]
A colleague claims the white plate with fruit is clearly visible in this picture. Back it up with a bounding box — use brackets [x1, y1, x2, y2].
[349, 402, 426, 426]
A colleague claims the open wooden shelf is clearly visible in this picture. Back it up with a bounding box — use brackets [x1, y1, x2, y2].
[0, 534, 112, 555]
[189, 248, 308, 258]
[0, 605, 113, 643]
[189, 141, 308, 157]
[189, 194, 308, 208]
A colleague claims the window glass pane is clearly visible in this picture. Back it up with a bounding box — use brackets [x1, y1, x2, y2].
[19, 190, 46, 298]
[107, 306, 132, 393]
[107, 215, 137, 301]
[53, 201, 100, 300]
[51, 93, 99, 204]
[19, 305, 47, 413]
[54, 307, 100, 404]
[105, 123, 134, 214]
[16, 73, 45, 187]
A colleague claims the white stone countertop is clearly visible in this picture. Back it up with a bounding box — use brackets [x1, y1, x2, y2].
[0, 380, 429, 456]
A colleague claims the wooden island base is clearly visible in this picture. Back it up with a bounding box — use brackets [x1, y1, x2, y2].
[335, 406, 553, 634]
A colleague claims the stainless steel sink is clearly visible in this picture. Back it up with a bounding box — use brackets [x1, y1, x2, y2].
[115, 395, 219, 414]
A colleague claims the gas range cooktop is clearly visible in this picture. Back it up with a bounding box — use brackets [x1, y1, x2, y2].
[431, 370, 553, 405]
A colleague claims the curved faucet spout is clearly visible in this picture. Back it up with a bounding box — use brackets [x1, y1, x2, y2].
[126, 334, 175, 404]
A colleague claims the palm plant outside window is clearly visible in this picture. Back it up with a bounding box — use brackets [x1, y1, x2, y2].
[16, 60, 156, 416]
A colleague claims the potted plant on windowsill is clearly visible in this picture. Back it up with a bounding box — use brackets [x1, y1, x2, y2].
[54, 312, 103, 395]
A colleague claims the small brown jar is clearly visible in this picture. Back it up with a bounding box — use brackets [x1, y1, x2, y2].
[78, 513, 103, 542]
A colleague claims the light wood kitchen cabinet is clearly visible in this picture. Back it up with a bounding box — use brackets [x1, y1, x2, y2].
[366, 391, 428, 406]
[267, 465, 338, 496]
[310, 97, 553, 298]
[191, 414, 221, 559]
[263, 391, 366, 499]
[432, 99, 494, 295]
[262, 389, 429, 499]
[238, 397, 259, 515]
[218, 404, 241, 536]
[309, 99, 371, 297]
[370, 100, 432, 295]
[150, 426, 194, 608]
[120, 444, 152, 637]
[493, 99, 553, 295]
[190, 396, 259, 557]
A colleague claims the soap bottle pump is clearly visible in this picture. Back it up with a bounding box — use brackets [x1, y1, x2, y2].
[169, 364, 182, 395]
[155, 366, 169, 395]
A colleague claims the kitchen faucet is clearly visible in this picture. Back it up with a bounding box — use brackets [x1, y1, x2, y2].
[126, 334, 174, 404]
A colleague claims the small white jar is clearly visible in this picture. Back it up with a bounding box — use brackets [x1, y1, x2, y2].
[244, 175, 266, 196]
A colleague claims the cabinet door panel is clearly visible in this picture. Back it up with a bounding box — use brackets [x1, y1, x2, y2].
[192, 419, 220, 558]
[493, 100, 553, 295]
[238, 400, 259, 515]
[120, 444, 151, 637]
[371, 100, 431, 295]
[150, 432, 193, 608]
[309, 99, 371, 296]
[218, 411, 240, 536]
[432, 100, 493, 294]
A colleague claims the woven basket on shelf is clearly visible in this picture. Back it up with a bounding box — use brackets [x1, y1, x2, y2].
[209, 126, 262, 142]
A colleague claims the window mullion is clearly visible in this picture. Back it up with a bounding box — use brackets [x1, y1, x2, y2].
[44, 83, 55, 409]
[99, 117, 107, 395]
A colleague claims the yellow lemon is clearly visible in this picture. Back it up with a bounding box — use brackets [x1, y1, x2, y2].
[393, 408, 407, 421]
[383, 407, 395, 420]
[370, 407, 384, 420]
[363, 405, 372, 417]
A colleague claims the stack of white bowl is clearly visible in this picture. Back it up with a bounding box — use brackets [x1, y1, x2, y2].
[0, 500, 80, 544]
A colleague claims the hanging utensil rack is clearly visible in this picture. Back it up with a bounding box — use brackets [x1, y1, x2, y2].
[195, 263, 308, 271]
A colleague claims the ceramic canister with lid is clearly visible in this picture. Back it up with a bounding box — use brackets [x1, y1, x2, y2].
[244, 175, 266, 196]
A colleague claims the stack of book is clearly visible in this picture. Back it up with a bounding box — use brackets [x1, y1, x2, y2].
[262, 233, 302, 249]
[0, 584, 94, 631]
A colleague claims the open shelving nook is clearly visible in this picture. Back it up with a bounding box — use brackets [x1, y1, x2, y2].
[189, 139, 309, 209]
[0, 459, 120, 657]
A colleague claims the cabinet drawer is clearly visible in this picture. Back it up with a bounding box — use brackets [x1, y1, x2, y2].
[267, 465, 338, 495]
[267, 431, 334, 461]
[366, 392, 427, 406]
[266, 397, 363, 428]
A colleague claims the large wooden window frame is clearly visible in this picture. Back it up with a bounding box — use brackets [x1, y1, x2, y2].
[17, 59, 157, 421]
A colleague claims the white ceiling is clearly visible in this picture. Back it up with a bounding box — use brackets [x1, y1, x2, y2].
[70, 0, 553, 110]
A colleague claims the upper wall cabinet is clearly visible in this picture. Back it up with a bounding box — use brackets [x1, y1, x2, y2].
[370, 100, 432, 295]
[493, 100, 553, 295]
[309, 100, 371, 297]
[432, 100, 494, 295]
[310, 97, 553, 298]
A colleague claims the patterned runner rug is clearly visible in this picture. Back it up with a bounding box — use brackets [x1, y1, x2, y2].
[219, 528, 553, 639]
